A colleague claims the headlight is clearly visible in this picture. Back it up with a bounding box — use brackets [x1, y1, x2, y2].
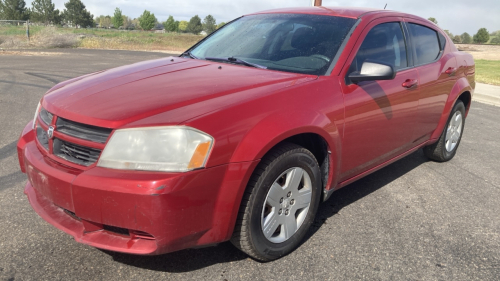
[32, 102, 41, 129]
[97, 126, 214, 172]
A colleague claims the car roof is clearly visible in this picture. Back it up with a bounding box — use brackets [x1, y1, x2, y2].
[247, 6, 425, 21]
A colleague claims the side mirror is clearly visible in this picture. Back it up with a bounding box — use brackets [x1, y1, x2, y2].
[348, 60, 396, 83]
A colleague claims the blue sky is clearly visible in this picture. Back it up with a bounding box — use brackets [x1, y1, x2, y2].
[50, 0, 499, 35]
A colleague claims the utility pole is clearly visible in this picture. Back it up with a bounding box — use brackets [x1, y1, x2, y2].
[312, 0, 322, 6]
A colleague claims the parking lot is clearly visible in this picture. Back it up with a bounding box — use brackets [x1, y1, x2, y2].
[1, 49, 499, 280]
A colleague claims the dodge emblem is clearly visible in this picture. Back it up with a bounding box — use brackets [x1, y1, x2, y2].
[47, 126, 54, 139]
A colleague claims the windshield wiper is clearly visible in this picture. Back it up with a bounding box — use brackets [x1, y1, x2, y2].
[181, 51, 199, 60]
[204, 57, 267, 69]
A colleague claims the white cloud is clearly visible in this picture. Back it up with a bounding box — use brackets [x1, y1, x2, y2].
[51, 0, 499, 35]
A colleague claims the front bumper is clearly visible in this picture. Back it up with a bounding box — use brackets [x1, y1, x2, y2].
[18, 122, 258, 255]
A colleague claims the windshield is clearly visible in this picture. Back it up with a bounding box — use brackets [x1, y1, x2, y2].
[190, 14, 356, 75]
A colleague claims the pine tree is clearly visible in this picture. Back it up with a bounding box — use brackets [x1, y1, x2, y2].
[186, 15, 202, 34]
[473, 28, 490, 44]
[202, 14, 216, 34]
[61, 0, 94, 27]
[0, 0, 29, 20]
[112, 7, 123, 28]
[460, 32, 472, 44]
[30, 0, 60, 24]
[452, 35, 462, 44]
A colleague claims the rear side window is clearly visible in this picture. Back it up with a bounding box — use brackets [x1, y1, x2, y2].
[438, 32, 446, 50]
[408, 23, 441, 65]
[350, 22, 408, 73]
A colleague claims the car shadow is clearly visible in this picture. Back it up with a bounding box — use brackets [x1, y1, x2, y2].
[101, 241, 248, 272]
[104, 149, 428, 270]
[306, 148, 428, 238]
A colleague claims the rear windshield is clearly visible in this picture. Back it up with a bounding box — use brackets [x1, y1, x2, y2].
[190, 14, 356, 75]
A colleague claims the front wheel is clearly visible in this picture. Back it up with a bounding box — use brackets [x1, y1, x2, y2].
[424, 101, 466, 162]
[231, 143, 322, 261]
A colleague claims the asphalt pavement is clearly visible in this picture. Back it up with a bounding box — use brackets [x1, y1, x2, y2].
[0, 49, 499, 280]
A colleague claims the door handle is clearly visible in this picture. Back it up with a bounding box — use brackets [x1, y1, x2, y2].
[445, 67, 457, 75]
[402, 79, 418, 89]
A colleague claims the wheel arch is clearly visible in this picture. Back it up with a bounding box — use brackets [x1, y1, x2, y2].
[228, 110, 342, 213]
[430, 77, 473, 141]
[457, 90, 472, 116]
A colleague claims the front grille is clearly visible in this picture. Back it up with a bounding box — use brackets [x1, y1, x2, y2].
[56, 117, 112, 144]
[36, 108, 112, 167]
[53, 138, 102, 166]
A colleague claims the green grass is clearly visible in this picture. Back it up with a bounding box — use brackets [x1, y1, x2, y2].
[475, 60, 500, 86]
[0, 25, 44, 36]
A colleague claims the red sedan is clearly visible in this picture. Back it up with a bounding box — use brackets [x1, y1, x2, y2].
[18, 7, 475, 261]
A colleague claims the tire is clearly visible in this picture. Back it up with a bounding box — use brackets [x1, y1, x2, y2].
[230, 143, 322, 261]
[424, 101, 466, 162]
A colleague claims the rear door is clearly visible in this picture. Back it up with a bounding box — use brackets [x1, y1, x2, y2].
[404, 20, 458, 142]
[339, 18, 420, 181]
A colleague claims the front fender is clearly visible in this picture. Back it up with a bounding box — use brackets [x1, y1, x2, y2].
[230, 110, 337, 161]
[230, 109, 342, 190]
[430, 77, 473, 140]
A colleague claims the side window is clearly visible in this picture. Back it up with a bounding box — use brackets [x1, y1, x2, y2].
[408, 23, 441, 65]
[350, 22, 408, 73]
[438, 32, 446, 50]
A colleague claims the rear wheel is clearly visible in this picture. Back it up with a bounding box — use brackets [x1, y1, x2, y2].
[424, 101, 466, 162]
[231, 143, 322, 261]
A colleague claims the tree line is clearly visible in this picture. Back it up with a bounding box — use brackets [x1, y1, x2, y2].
[3, 1, 496, 40]
[0, 0, 93, 27]
[428, 17, 499, 44]
[0, 0, 226, 34]
[96, 9, 225, 34]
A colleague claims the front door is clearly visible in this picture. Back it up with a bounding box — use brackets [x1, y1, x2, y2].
[339, 20, 420, 181]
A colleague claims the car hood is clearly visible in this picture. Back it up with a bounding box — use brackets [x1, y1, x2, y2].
[42, 57, 316, 128]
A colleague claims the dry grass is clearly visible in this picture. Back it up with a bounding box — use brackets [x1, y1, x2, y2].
[0, 34, 29, 48]
[78, 32, 201, 52]
[0, 25, 201, 52]
[458, 44, 500, 61]
[0, 50, 65, 56]
[31, 27, 80, 48]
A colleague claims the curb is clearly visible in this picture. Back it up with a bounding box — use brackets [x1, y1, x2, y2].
[473, 93, 500, 107]
[473, 83, 500, 107]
